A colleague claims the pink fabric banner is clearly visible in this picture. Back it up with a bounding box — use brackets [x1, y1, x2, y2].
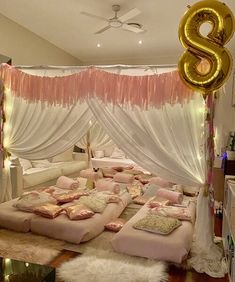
[0, 63, 193, 108]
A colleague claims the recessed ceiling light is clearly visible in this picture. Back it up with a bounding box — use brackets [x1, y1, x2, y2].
[97, 43, 101, 48]
[138, 40, 142, 45]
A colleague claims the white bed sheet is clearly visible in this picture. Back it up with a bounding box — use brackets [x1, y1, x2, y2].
[92, 157, 135, 168]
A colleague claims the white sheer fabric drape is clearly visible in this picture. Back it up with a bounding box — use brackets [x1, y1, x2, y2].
[88, 93, 205, 187]
[76, 121, 114, 151]
[1, 68, 94, 200]
[6, 95, 93, 160]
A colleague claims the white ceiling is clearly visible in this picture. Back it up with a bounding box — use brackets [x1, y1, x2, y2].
[0, 0, 234, 65]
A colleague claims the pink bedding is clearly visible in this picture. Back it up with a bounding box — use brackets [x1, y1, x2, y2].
[111, 200, 195, 263]
[30, 191, 131, 244]
[0, 199, 34, 232]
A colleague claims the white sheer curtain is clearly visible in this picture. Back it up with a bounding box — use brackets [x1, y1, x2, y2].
[88, 93, 205, 187]
[6, 95, 93, 160]
[76, 121, 114, 151]
[1, 68, 95, 201]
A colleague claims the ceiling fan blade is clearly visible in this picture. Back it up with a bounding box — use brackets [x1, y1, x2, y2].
[95, 25, 111, 34]
[80, 11, 108, 22]
[118, 8, 141, 22]
[122, 23, 145, 33]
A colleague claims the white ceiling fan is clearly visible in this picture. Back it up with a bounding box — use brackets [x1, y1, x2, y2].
[81, 5, 145, 34]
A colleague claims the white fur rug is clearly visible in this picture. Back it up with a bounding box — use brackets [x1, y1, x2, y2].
[0, 229, 64, 264]
[58, 247, 168, 282]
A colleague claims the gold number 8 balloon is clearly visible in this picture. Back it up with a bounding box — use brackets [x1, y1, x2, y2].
[178, 0, 235, 93]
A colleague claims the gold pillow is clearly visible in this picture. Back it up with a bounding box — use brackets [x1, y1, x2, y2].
[65, 204, 94, 220]
[105, 218, 126, 232]
[133, 214, 181, 235]
[78, 195, 107, 213]
[34, 203, 63, 219]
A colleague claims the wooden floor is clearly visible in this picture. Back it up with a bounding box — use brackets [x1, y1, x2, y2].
[49, 216, 229, 282]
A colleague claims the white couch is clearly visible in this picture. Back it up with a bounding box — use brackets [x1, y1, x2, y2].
[10, 148, 88, 198]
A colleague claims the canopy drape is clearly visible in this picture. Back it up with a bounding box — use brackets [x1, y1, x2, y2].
[0, 64, 225, 277]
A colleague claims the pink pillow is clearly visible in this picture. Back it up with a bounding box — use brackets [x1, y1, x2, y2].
[113, 172, 134, 184]
[80, 169, 99, 181]
[105, 218, 126, 232]
[150, 206, 192, 221]
[95, 179, 120, 194]
[56, 176, 79, 190]
[149, 177, 173, 188]
[156, 188, 183, 204]
[148, 196, 170, 208]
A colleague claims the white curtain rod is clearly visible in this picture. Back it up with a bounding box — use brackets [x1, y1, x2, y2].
[13, 64, 177, 70]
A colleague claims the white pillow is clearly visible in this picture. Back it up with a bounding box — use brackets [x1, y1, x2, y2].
[94, 150, 104, 158]
[13, 192, 57, 212]
[31, 159, 51, 168]
[51, 148, 73, 163]
[104, 147, 115, 157]
[110, 147, 126, 159]
[19, 158, 32, 171]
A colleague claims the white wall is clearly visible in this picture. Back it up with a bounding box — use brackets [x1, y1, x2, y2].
[0, 13, 82, 65]
[214, 68, 235, 155]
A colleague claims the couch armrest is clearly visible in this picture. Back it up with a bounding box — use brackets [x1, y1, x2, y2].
[10, 164, 23, 198]
[72, 152, 88, 162]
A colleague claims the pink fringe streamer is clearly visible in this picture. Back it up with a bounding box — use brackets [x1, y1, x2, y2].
[0, 63, 194, 108]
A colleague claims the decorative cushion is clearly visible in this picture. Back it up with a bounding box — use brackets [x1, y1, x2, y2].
[56, 176, 79, 190]
[101, 167, 117, 178]
[110, 147, 126, 159]
[104, 147, 115, 157]
[133, 196, 148, 205]
[78, 195, 107, 213]
[172, 184, 184, 193]
[13, 192, 57, 212]
[51, 147, 73, 163]
[113, 173, 135, 184]
[183, 186, 200, 197]
[31, 159, 51, 168]
[19, 158, 32, 171]
[156, 188, 183, 204]
[135, 174, 152, 184]
[148, 196, 170, 208]
[106, 195, 121, 203]
[34, 203, 63, 219]
[53, 190, 89, 203]
[123, 169, 142, 175]
[133, 214, 182, 235]
[94, 150, 105, 158]
[150, 206, 192, 222]
[126, 182, 143, 199]
[76, 177, 89, 189]
[105, 218, 127, 232]
[65, 204, 95, 220]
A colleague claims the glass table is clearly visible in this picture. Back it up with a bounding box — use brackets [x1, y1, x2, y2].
[0, 257, 55, 282]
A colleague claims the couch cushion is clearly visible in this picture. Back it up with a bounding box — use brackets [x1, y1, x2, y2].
[31, 159, 51, 168]
[23, 167, 62, 188]
[59, 161, 87, 175]
[0, 199, 34, 232]
[19, 158, 32, 171]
